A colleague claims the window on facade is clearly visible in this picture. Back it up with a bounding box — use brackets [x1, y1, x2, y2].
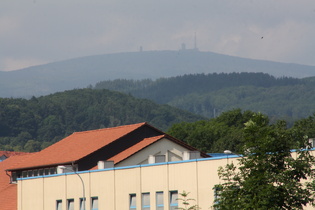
[80, 198, 86, 210]
[169, 191, 178, 210]
[129, 194, 136, 209]
[33, 169, 38, 176]
[27, 170, 33, 177]
[11, 172, 17, 183]
[22, 171, 27, 178]
[213, 185, 222, 205]
[56, 200, 62, 210]
[142, 193, 150, 210]
[67, 199, 74, 210]
[155, 155, 166, 163]
[44, 168, 50, 175]
[91, 197, 98, 210]
[38, 169, 44, 176]
[156, 191, 164, 210]
[50, 167, 56, 175]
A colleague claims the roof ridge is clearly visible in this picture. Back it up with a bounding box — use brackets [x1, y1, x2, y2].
[72, 122, 147, 135]
[144, 134, 165, 139]
[106, 134, 166, 165]
[6, 122, 151, 171]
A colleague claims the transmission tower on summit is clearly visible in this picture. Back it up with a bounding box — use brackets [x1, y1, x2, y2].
[194, 32, 199, 51]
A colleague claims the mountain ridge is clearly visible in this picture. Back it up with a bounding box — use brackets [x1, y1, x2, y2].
[94, 73, 315, 122]
[1, 50, 315, 98]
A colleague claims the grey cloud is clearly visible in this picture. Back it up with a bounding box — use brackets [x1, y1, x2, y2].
[1, 0, 315, 71]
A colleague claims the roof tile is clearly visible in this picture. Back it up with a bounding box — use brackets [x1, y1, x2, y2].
[8, 122, 146, 170]
[90, 135, 165, 170]
[0, 153, 31, 210]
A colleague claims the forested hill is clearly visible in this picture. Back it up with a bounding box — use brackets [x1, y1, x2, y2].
[0, 88, 204, 152]
[2, 50, 315, 98]
[94, 72, 315, 121]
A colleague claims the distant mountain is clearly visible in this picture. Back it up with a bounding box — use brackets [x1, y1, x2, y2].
[1, 50, 315, 98]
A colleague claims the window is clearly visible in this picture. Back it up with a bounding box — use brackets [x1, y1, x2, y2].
[0, 155, 7, 161]
[169, 191, 178, 210]
[155, 155, 166, 163]
[67, 199, 74, 210]
[56, 200, 62, 210]
[189, 151, 200, 159]
[91, 197, 98, 210]
[44, 168, 50, 175]
[80, 198, 86, 210]
[156, 191, 164, 210]
[50, 167, 56, 175]
[213, 185, 222, 205]
[11, 172, 17, 183]
[142, 193, 150, 210]
[130, 194, 136, 209]
[38, 169, 44, 176]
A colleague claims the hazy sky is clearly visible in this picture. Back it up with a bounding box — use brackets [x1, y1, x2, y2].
[1, 0, 315, 71]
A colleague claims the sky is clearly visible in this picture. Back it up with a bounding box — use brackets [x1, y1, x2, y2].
[1, 0, 315, 71]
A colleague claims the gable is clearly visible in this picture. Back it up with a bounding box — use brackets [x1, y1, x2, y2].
[115, 138, 203, 167]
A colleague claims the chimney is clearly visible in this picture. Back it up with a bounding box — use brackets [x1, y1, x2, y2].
[148, 155, 155, 164]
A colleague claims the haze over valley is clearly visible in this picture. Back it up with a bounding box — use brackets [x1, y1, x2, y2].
[1, 50, 315, 98]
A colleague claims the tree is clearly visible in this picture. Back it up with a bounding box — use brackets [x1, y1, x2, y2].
[167, 109, 255, 153]
[24, 140, 41, 152]
[176, 191, 200, 210]
[214, 113, 315, 210]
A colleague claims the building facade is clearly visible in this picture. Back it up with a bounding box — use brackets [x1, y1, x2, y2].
[17, 156, 229, 210]
[17, 151, 315, 210]
[2, 122, 314, 210]
[4, 122, 210, 210]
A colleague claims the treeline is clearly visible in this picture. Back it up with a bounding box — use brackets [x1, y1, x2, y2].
[94, 72, 315, 122]
[94, 72, 302, 103]
[167, 109, 315, 153]
[0, 88, 204, 152]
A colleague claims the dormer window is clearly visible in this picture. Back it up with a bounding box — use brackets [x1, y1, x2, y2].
[0, 155, 7, 161]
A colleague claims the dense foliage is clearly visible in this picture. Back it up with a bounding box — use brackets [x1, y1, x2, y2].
[167, 109, 254, 153]
[0, 88, 204, 152]
[167, 109, 315, 153]
[214, 113, 315, 209]
[94, 73, 315, 122]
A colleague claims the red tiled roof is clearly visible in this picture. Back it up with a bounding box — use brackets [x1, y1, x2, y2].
[0, 151, 27, 159]
[109, 134, 210, 163]
[109, 135, 165, 164]
[0, 153, 32, 210]
[89, 134, 210, 170]
[7, 122, 147, 171]
[90, 135, 165, 170]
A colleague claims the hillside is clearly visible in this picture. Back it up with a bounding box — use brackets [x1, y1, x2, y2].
[0, 88, 204, 152]
[1, 50, 315, 98]
[94, 73, 315, 122]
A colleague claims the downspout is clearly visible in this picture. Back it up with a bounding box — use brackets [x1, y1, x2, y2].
[5, 170, 13, 184]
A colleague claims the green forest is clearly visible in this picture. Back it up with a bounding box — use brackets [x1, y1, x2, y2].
[94, 72, 315, 123]
[1, 72, 315, 154]
[167, 109, 315, 154]
[0, 88, 203, 152]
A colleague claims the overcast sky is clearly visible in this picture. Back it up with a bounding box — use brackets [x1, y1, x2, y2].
[1, 0, 315, 71]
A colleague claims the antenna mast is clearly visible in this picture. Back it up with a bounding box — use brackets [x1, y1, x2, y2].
[194, 32, 198, 51]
